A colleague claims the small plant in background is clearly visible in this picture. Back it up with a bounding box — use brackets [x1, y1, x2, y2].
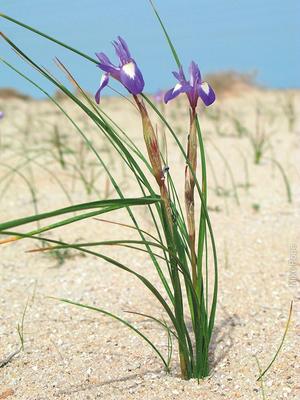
[206, 106, 226, 136]
[282, 93, 296, 133]
[229, 112, 248, 138]
[208, 140, 240, 206]
[0, 1, 218, 381]
[0, 298, 29, 368]
[252, 203, 260, 213]
[248, 106, 271, 165]
[254, 356, 267, 400]
[0, 107, 110, 204]
[254, 302, 293, 399]
[32, 238, 86, 268]
[235, 147, 251, 192]
[48, 124, 68, 169]
[268, 158, 293, 203]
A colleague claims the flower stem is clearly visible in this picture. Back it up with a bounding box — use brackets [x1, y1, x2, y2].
[133, 94, 189, 380]
[185, 110, 198, 291]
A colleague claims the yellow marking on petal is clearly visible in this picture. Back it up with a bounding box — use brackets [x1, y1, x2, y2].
[122, 62, 136, 79]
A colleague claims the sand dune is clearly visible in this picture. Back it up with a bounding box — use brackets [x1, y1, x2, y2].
[0, 89, 299, 399]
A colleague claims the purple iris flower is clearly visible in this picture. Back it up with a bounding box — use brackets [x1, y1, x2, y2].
[164, 61, 215, 109]
[95, 36, 144, 103]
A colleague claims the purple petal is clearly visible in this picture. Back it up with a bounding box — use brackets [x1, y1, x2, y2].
[96, 52, 109, 63]
[95, 73, 109, 104]
[198, 81, 216, 106]
[172, 66, 186, 82]
[96, 52, 115, 68]
[96, 62, 117, 74]
[117, 36, 131, 59]
[119, 61, 144, 94]
[0, 111, 4, 119]
[189, 61, 201, 87]
[172, 71, 181, 81]
[113, 37, 131, 64]
[164, 82, 190, 104]
[96, 52, 120, 78]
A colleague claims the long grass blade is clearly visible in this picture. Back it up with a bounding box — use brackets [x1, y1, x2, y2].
[148, 1, 181, 68]
[54, 297, 169, 370]
[269, 158, 292, 203]
[254, 356, 267, 400]
[0, 196, 159, 231]
[257, 301, 293, 381]
[0, 14, 97, 64]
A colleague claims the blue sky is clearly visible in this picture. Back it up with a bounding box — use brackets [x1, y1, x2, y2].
[0, 0, 299, 98]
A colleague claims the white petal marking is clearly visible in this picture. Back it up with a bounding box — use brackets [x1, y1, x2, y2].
[201, 82, 210, 95]
[122, 62, 136, 79]
[173, 83, 182, 93]
[100, 74, 107, 86]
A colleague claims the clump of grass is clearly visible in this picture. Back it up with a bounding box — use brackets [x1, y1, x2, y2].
[37, 239, 86, 268]
[0, 1, 218, 380]
[5, 120, 106, 205]
[282, 93, 296, 133]
[229, 112, 248, 138]
[248, 106, 271, 165]
[0, 298, 29, 368]
[48, 124, 68, 169]
[206, 106, 226, 136]
[254, 356, 267, 400]
[252, 203, 261, 212]
[209, 140, 240, 206]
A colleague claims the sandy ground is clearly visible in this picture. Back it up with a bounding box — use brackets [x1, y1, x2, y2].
[0, 89, 299, 399]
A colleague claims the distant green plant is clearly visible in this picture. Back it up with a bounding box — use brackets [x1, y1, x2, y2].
[254, 356, 267, 400]
[268, 158, 292, 203]
[230, 112, 248, 138]
[1, 113, 111, 200]
[235, 147, 251, 192]
[31, 238, 86, 268]
[48, 124, 68, 169]
[209, 140, 240, 206]
[282, 93, 296, 133]
[0, 298, 29, 368]
[206, 106, 226, 136]
[248, 106, 271, 165]
[252, 203, 260, 212]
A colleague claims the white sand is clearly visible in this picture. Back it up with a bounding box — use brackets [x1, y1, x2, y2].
[0, 89, 299, 399]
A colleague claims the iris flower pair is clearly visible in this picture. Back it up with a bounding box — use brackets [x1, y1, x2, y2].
[95, 37, 215, 109]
